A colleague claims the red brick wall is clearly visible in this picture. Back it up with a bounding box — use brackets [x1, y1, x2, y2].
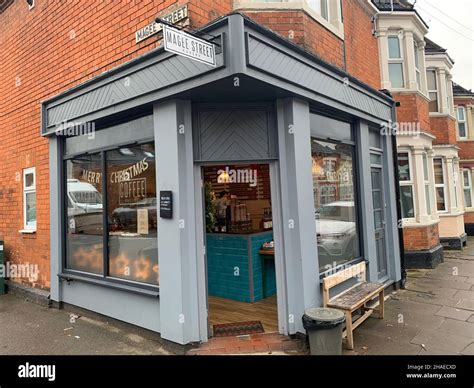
[0, 0, 233, 291]
[403, 224, 440, 251]
[393, 93, 431, 134]
[430, 116, 457, 145]
[464, 211, 474, 224]
[343, 0, 381, 90]
[243, 0, 381, 89]
[0, 1, 382, 290]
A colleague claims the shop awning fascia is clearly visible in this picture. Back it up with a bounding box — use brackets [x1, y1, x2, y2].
[41, 12, 395, 137]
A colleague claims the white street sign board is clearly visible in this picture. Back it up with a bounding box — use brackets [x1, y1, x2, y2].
[163, 25, 217, 67]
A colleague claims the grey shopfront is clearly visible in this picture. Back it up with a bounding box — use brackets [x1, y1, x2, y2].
[42, 13, 401, 345]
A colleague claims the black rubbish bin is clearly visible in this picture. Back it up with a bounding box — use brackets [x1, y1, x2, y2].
[302, 307, 345, 355]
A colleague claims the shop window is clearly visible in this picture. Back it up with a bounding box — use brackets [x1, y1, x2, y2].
[397, 152, 415, 219]
[23, 167, 37, 231]
[64, 142, 158, 286]
[433, 158, 446, 212]
[65, 154, 103, 274]
[427, 70, 439, 113]
[388, 35, 404, 88]
[311, 115, 360, 272]
[457, 106, 467, 139]
[423, 154, 431, 215]
[463, 169, 473, 208]
[107, 144, 158, 285]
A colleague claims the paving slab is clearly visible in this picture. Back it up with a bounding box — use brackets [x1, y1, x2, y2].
[410, 329, 473, 354]
[456, 298, 474, 311]
[406, 282, 458, 298]
[411, 277, 472, 291]
[460, 342, 474, 355]
[438, 318, 474, 339]
[345, 331, 421, 355]
[453, 289, 474, 301]
[434, 306, 473, 321]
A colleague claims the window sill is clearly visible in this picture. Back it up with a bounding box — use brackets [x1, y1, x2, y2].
[233, 1, 344, 40]
[429, 112, 456, 120]
[58, 272, 160, 298]
[19, 229, 36, 234]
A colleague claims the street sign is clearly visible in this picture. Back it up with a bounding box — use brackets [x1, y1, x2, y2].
[135, 5, 188, 43]
[163, 24, 217, 67]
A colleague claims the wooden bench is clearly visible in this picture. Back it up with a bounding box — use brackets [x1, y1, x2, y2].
[322, 262, 384, 350]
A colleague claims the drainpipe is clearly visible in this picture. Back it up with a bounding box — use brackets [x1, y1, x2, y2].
[381, 89, 407, 289]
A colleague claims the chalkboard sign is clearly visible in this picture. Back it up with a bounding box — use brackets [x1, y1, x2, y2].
[160, 191, 173, 219]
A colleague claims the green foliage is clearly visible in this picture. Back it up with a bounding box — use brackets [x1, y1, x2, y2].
[204, 182, 216, 233]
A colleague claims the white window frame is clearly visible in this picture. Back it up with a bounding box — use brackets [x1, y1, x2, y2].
[427, 69, 439, 113]
[398, 151, 416, 220]
[457, 106, 468, 139]
[22, 167, 37, 232]
[433, 158, 447, 213]
[414, 41, 421, 91]
[463, 169, 473, 208]
[453, 163, 458, 208]
[387, 34, 405, 89]
[422, 153, 431, 215]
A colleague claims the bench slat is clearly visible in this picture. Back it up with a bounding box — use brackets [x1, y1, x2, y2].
[327, 282, 384, 311]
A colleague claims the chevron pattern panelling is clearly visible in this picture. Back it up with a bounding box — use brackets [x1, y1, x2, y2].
[196, 109, 275, 161]
[247, 35, 392, 121]
[46, 54, 219, 128]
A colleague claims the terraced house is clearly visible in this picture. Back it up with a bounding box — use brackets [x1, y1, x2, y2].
[453, 84, 474, 235]
[373, 0, 466, 271]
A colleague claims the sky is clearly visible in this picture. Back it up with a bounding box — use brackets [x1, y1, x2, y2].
[413, 0, 474, 90]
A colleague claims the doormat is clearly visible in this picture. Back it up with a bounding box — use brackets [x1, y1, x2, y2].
[212, 321, 265, 337]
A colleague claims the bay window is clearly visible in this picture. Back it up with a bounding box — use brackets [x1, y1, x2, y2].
[388, 35, 404, 88]
[311, 114, 360, 272]
[65, 142, 159, 286]
[457, 106, 467, 139]
[397, 152, 415, 219]
[427, 70, 439, 113]
[433, 158, 446, 212]
[463, 169, 473, 208]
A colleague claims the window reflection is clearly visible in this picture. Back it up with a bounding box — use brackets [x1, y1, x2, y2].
[107, 143, 159, 285]
[312, 139, 360, 271]
[66, 154, 104, 274]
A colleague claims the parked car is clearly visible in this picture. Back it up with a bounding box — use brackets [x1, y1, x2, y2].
[315, 201, 357, 262]
[111, 197, 157, 231]
[67, 179, 103, 235]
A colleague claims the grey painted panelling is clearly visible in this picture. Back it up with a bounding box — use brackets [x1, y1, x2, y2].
[65, 115, 154, 156]
[45, 53, 224, 132]
[247, 35, 393, 121]
[62, 281, 160, 332]
[194, 105, 277, 162]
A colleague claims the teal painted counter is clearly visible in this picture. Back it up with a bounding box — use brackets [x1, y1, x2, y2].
[206, 231, 275, 302]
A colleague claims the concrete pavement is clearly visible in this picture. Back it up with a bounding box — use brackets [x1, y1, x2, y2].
[345, 237, 474, 355]
[0, 293, 170, 355]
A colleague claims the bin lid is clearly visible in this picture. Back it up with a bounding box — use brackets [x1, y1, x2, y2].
[303, 307, 345, 325]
